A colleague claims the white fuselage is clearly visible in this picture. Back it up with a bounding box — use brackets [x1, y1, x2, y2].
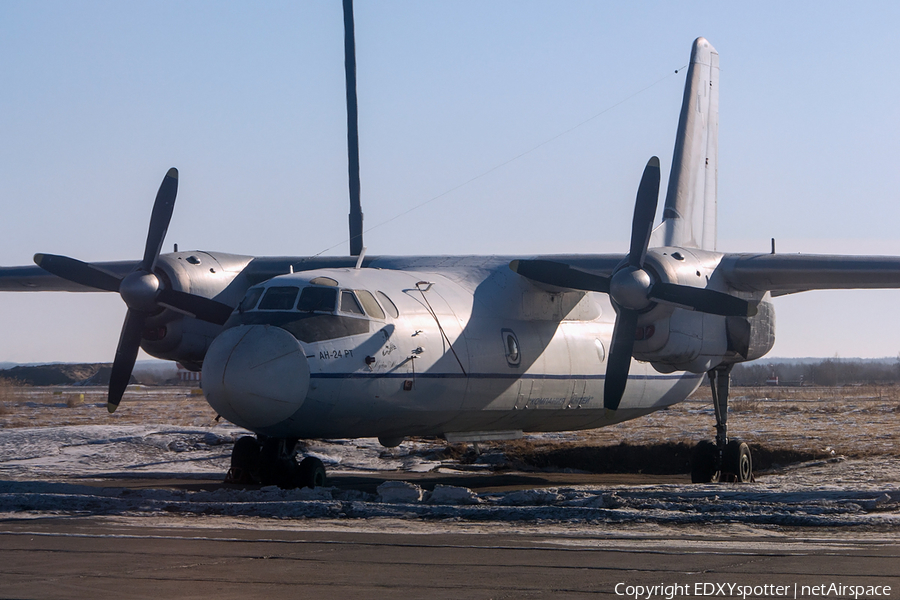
[202, 258, 703, 440]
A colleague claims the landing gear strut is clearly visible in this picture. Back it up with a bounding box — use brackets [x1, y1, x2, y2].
[226, 436, 327, 489]
[690, 364, 753, 483]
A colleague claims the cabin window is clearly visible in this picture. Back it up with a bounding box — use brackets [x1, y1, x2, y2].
[258, 286, 300, 310]
[297, 287, 337, 312]
[238, 287, 264, 313]
[502, 329, 521, 367]
[376, 291, 399, 318]
[356, 290, 385, 320]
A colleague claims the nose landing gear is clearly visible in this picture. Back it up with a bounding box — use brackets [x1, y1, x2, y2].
[226, 436, 327, 489]
[690, 364, 754, 483]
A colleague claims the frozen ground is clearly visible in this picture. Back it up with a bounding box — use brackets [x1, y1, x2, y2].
[0, 385, 899, 533]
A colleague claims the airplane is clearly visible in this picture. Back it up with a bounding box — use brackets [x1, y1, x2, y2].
[4, 5, 900, 489]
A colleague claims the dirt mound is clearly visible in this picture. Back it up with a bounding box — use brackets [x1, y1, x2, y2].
[74, 366, 120, 386]
[505, 441, 832, 474]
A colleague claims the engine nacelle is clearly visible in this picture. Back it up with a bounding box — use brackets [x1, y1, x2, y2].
[725, 296, 776, 362]
[139, 251, 253, 367]
[630, 247, 767, 373]
[633, 310, 726, 374]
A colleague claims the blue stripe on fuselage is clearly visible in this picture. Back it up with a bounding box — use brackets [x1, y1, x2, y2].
[309, 372, 703, 380]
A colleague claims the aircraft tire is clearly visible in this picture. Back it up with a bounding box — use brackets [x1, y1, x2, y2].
[690, 440, 720, 483]
[257, 438, 307, 489]
[723, 440, 753, 483]
[277, 457, 303, 489]
[227, 436, 261, 484]
[299, 456, 327, 489]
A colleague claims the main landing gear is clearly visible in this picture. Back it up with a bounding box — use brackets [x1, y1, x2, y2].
[226, 436, 327, 489]
[690, 364, 754, 483]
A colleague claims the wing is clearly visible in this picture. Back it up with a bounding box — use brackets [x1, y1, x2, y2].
[720, 254, 900, 296]
[0, 261, 137, 292]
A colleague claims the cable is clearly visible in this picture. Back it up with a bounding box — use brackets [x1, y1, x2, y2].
[314, 64, 688, 257]
[414, 281, 467, 377]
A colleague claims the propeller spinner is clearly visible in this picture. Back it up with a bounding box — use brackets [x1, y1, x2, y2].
[34, 168, 234, 412]
[510, 157, 756, 411]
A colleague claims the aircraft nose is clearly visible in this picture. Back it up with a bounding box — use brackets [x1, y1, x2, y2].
[202, 325, 309, 430]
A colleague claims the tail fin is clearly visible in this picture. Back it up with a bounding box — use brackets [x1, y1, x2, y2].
[651, 37, 719, 250]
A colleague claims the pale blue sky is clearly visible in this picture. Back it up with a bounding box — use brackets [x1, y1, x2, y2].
[2, 1, 900, 362]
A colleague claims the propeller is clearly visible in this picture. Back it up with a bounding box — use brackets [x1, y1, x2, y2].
[604, 157, 662, 410]
[510, 157, 757, 411]
[34, 168, 235, 412]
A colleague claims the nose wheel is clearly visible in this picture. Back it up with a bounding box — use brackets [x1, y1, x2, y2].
[226, 436, 327, 489]
[690, 365, 754, 483]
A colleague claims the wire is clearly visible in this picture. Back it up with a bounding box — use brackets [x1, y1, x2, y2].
[415, 281, 467, 376]
[314, 64, 688, 257]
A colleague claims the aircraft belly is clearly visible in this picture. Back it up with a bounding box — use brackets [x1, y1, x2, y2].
[253, 362, 701, 439]
[264, 404, 668, 439]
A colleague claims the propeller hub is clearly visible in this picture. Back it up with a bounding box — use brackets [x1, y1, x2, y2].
[119, 271, 160, 313]
[609, 267, 653, 311]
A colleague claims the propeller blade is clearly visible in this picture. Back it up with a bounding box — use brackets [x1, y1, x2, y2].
[651, 283, 757, 317]
[604, 308, 639, 410]
[33, 254, 122, 292]
[627, 157, 661, 268]
[108, 309, 145, 413]
[157, 289, 235, 325]
[141, 168, 178, 272]
[509, 259, 611, 293]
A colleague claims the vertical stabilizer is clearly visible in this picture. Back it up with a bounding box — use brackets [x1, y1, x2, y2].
[651, 37, 719, 250]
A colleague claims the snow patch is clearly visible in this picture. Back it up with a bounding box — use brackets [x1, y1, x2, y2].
[428, 484, 481, 505]
[1, 424, 899, 529]
[377, 481, 424, 503]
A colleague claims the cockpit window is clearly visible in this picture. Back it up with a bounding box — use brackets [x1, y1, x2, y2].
[340, 290, 365, 315]
[356, 290, 385, 320]
[258, 286, 300, 310]
[297, 287, 337, 312]
[238, 287, 264, 313]
[376, 291, 399, 318]
[231, 285, 371, 343]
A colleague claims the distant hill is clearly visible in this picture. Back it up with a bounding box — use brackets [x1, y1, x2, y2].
[1, 363, 115, 386]
[3, 357, 898, 387]
[0, 361, 178, 386]
[762, 357, 898, 365]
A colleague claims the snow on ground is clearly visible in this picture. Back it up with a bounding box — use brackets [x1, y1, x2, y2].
[1, 385, 899, 531]
[1, 423, 899, 529]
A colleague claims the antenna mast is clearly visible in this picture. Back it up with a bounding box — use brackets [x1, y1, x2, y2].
[343, 0, 363, 256]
